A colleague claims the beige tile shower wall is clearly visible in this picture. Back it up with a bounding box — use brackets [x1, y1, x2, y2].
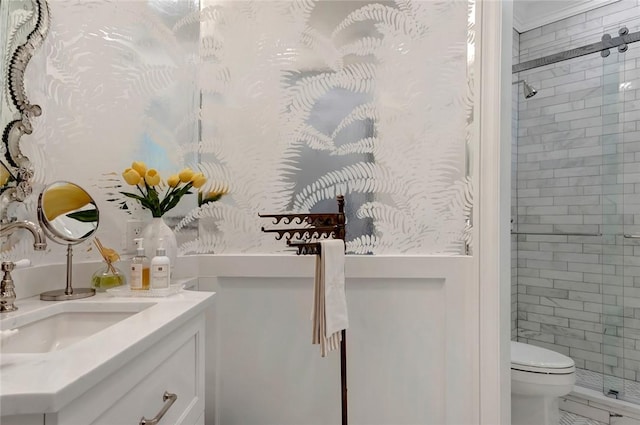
[514, 0, 640, 384]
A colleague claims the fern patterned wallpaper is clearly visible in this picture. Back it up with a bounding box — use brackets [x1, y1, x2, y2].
[5, 0, 474, 261]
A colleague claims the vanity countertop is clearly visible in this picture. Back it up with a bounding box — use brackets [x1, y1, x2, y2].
[0, 288, 214, 416]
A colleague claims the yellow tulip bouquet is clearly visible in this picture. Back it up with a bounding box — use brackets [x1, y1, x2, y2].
[120, 161, 207, 218]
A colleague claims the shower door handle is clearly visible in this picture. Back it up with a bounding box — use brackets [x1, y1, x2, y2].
[623, 234, 640, 239]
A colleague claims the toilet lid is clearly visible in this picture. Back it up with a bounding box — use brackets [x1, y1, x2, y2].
[511, 341, 575, 370]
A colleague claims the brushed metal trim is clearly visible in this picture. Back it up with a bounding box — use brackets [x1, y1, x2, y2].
[513, 28, 640, 73]
[511, 232, 602, 237]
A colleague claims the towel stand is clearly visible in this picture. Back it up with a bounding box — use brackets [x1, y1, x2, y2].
[259, 195, 348, 425]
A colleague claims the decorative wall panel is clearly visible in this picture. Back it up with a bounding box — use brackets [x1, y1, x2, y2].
[183, 0, 474, 254]
[4, 0, 201, 261]
[1, 0, 474, 260]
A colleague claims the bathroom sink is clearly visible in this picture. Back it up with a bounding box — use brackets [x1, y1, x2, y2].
[0, 302, 154, 354]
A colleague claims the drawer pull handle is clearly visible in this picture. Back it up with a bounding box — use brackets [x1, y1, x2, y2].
[139, 391, 177, 425]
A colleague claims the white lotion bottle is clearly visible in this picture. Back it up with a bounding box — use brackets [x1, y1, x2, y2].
[150, 237, 171, 289]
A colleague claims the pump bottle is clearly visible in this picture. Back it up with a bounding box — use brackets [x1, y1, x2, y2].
[130, 238, 150, 290]
[150, 238, 171, 289]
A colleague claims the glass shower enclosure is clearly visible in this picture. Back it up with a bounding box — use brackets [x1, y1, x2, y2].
[602, 16, 640, 402]
[513, 13, 640, 404]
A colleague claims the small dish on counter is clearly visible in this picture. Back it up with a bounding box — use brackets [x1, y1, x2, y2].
[106, 283, 184, 298]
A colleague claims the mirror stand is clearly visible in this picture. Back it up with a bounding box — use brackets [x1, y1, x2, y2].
[37, 181, 99, 301]
[40, 244, 95, 301]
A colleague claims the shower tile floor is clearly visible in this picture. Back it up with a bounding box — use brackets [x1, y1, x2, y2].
[560, 411, 606, 425]
[577, 368, 640, 404]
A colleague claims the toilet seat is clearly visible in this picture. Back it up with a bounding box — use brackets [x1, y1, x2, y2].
[512, 363, 575, 374]
[511, 341, 575, 375]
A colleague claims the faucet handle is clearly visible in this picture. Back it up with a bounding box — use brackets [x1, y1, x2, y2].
[2, 261, 15, 273]
[1, 260, 30, 273]
[1, 261, 18, 312]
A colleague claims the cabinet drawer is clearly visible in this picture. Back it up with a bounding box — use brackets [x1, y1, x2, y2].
[92, 335, 197, 425]
[52, 316, 205, 425]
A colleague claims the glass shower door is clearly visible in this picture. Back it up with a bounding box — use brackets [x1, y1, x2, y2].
[604, 17, 640, 403]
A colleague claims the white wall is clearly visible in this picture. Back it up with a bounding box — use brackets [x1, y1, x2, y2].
[204, 273, 452, 424]
[8, 254, 479, 424]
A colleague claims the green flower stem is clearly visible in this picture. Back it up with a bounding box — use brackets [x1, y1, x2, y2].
[136, 184, 146, 198]
[122, 181, 197, 218]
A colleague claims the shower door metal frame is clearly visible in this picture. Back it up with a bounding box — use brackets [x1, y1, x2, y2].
[512, 27, 640, 73]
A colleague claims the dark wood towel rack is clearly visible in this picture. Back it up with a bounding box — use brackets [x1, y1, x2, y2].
[259, 195, 348, 425]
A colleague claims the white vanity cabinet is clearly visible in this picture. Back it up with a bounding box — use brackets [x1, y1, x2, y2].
[2, 312, 206, 425]
[49, 314, 206, 425]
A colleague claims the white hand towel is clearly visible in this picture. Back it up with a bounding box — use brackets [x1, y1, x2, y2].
[311, 239, 348, 357]
[321, 240, 348, 337]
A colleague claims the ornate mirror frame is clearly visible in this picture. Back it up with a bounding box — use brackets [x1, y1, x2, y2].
[0, 0, 50, 222]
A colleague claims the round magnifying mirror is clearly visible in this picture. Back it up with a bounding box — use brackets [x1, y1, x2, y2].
[38, 181, 99, 242]
[37, 181, 99, 300]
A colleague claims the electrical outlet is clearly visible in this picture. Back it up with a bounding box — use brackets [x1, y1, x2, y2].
[125, 220, 144, 253]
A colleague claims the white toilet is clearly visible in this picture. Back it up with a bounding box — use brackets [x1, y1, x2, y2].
[511, 341, 576, 425]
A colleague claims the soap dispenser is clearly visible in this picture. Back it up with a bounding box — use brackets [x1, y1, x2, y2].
[130, 238, 150, 290]
[150, 237, 171, 289]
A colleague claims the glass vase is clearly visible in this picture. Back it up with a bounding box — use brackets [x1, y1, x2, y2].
[91, 264, 126, 291]
[141, 217, 178, 266]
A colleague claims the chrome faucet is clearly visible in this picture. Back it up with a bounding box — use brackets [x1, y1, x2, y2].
[0, 220, 47, 312]
[0, 220, 47, 251]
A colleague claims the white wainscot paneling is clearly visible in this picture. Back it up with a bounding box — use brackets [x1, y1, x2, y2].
[197, 255, 477, 425]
